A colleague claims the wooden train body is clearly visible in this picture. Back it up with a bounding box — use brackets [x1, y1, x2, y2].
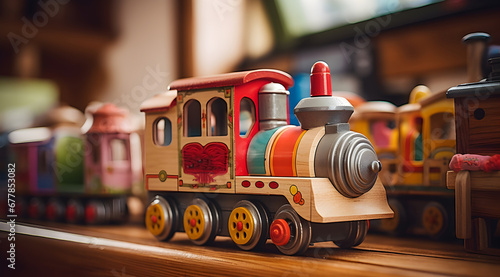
[4, 104, 140, 224]
[141, 62, 393, 255]
[446, 56, 500, 255]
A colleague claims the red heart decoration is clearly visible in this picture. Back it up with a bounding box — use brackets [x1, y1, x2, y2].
[182, 142, 229, 184]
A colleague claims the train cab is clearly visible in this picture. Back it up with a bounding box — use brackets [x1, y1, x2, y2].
[140, 70, 294, 192]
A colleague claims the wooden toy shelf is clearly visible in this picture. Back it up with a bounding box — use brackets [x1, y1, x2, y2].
[1, 221, 500, 276]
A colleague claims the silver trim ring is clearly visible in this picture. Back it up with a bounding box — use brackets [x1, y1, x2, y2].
[147, 196, 178, 241]
[188, 198, 220, 245]
[330, 132, 377, 197]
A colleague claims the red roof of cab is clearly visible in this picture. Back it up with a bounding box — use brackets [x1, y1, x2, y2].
[140, 90, 177, 113]
[168, 69, 294, 91]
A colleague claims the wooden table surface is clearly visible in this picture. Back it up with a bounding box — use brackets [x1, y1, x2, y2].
[1, 220, 500, 277]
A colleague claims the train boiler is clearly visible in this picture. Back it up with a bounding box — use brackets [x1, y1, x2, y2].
[141, 61, 393, 255]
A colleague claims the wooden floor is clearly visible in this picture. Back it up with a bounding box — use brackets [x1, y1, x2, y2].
[1, 220, 500, 277]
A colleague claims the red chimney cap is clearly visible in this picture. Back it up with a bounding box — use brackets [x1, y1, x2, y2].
[310, 61, 332, 97]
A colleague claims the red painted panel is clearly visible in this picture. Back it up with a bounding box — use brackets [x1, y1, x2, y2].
[270, 127, 305, 176]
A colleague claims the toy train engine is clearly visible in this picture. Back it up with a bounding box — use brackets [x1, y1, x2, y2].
[141, 61, 393, 255]
[248, 63, 381, 198]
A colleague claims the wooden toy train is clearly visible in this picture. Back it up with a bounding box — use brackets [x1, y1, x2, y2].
[4, 103, 141, 224]
[140, 61, 393, 255]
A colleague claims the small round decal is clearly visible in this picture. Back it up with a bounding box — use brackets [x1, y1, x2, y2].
[159, 170, 167, 182]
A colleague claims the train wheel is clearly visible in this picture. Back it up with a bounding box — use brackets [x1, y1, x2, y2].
[46, 198, 65, 221]
[28, 197, 45, 220]
[270, 204, 311, 255]
[85, 200, 107, 224]
[380, 198, 407, 235]
[109, 197, 129, 223]
[66, 199, 84, 223]
[183, 198, 219, 245]
[228, 200, 269, 251]
[333, 220, 368, 248]
[422, 201, 448, 239]
[145, 196, 178, 241]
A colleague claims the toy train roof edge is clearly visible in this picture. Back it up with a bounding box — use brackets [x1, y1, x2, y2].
[140, 69, 294, 113]
[169, 69, 294, 91]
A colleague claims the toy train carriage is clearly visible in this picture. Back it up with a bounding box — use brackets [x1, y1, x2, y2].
[364, 85, 456, 238]
[349, 101, 398, 186]
[141, 62, 393, 255]
[396, 86, 456, 187]
[7, 104, 135, 224]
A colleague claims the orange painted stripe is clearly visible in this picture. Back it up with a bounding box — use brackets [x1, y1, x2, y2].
[269, 128, 287, 176]
[292, 130, 307, 175]
[270, 127, 306, 176]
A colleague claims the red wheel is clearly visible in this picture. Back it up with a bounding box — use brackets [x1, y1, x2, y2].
[271, 204, 311, 255]
[46, 198, 65, 221]
[28, 198, 45, 220]
[66, 199, 84, 223]
[85, 200, 108, 224]
[270, 219, 290, 246]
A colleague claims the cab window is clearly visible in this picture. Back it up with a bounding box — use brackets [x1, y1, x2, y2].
[110, 138, 127, 161]
[184, 100, 202, 137]
[430, 112, 455, 140]
[207, 97, 228, 136]
[239, 97, 255, 137]
[154, 117, 172, 146]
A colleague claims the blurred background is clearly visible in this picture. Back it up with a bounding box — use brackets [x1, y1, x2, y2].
[1, 0, 500, 130]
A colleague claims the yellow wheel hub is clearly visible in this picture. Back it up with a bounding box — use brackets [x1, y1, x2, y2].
[228, 207, 254, 245]
[423, 206, 444, 235]
[184, 205, 205, 240]
[146, 201, 165, 236]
